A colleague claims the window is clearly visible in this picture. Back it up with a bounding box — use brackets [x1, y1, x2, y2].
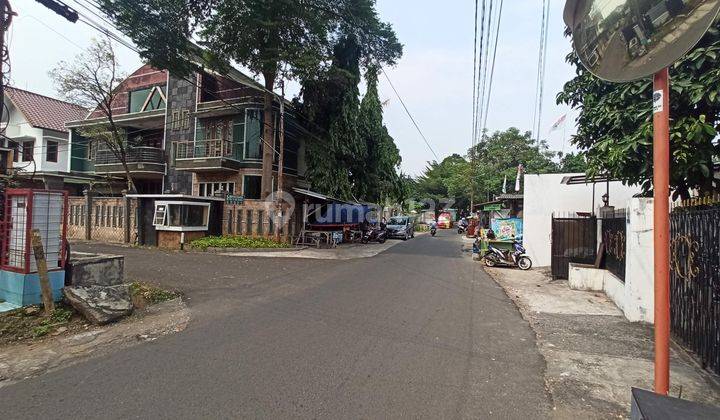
[11, 141, 19, 162]
[129, 86, 166, 113]
[243, 175, 262, 200]
[244, 109, 263, 160]
[153, 201, 210, 232]
[198, 182, 235, 197]
[22, 140, 34, 162]
[171, 109, 191, 131]
[46, 140, 58, 162]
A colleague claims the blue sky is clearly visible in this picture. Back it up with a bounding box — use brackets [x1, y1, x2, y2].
[10, 0, 577, 176]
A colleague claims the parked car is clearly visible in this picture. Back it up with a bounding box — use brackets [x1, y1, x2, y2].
[437, 212, 453, 229]
[386, 216, 415, 240]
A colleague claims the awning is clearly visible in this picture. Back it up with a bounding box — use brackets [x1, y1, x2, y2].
[560, 174, 618, 185]
[292, 187, 356, 205]
[496, 193, 524, 200]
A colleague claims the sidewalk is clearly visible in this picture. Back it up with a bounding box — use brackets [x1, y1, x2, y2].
[484, 266, 720, 419]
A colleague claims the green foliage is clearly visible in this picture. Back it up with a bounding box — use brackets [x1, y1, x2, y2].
[302, 36, 402, 203]
[190, 235, 290, 250]
[464, 128, 560, 202]
[558, 152, 589, 173]
[356, 67, 402, 203]
[557, 23, 720, 199]
[414, 128, 562, 211]
[32, 307, 75, 338]
[129, 282, 180, 304]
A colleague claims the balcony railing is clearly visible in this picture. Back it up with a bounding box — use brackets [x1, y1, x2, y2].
[174, 139, 237, 160]
[94, 146, 164, 165]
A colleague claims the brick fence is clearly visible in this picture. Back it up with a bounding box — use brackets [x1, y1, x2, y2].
[222, 201, 297, 240]
[67, 194, 137, 244]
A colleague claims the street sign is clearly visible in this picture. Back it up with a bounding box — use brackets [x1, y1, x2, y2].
[226, 195, 245, 205]
[564, 0, 720, 82]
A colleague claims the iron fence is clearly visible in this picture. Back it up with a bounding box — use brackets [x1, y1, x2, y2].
[601, 209, 627, 282]
[551, 213, 598, 280]
[670, 204, 720, 375]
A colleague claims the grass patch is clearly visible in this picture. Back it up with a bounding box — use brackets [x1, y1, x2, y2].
[190, 235, 291, 251]
[0, 304, 80, 344]
[129, 282, 180, 306]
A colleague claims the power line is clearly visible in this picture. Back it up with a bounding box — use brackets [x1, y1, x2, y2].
[381, 68, 439, 162]
[480, 0, 504, 137]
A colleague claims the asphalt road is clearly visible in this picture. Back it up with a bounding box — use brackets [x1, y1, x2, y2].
[0, 231, 551, 419]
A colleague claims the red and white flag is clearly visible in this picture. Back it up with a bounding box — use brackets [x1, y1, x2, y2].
[549, 114, 567, 132]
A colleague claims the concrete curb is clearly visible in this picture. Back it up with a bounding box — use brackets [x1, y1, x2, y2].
[202, 246, 307, 253]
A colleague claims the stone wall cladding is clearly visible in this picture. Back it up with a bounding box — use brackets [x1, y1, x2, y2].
[164, 75, 195, 194]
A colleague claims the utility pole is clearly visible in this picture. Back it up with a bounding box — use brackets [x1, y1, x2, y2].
[0, 0, 14, 127]
[274, 80, 285, 242]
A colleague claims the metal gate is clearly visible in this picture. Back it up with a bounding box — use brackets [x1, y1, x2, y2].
[670, 204, 720, 375]
[551, 213, 598, 279]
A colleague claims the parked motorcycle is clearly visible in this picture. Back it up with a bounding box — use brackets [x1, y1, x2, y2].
[362, 227, 388, 244]
[483, 239, 532, 270]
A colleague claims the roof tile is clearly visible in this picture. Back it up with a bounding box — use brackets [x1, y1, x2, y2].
[5, 87, 88, 133]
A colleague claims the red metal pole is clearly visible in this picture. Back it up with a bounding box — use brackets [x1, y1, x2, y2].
[653, 67, 670, 395]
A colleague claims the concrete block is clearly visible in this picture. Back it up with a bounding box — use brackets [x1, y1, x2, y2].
[67, 252, 124, 287]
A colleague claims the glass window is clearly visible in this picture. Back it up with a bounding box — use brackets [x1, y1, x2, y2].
[46, 140, 58, 162]
[22, 140, 34, 162]
[233, 116, 245, 160]
[129, 86, 166, 113]
[153, 202, 210, 231]
[198, 182, 236, 197]
[154, 204, 167, 225]
[243, 175, 262, 200]
[244, 109, 263, 160]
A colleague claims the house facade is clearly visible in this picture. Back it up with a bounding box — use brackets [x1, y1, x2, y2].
[65, 64, 311, 240]
[2, 87, 91, 192]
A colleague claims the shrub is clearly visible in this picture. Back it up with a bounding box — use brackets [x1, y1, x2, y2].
[190, 235, 291, 251]
[129, 282, 179, 304]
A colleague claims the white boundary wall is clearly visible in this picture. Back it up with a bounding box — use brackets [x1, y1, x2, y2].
[567, 197, 655, 323]
[523, 173, 642, 267]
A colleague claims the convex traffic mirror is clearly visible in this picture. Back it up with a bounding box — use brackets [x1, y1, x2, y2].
[564, 0, 720, 82]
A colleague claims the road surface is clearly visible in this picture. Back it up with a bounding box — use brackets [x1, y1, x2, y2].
[0, 231, 551, 419]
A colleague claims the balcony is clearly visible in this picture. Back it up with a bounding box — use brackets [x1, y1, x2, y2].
[94, 146, 165, 178]
[173, 139, 250, 172]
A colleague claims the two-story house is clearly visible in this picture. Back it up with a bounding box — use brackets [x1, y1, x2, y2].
[66, 64, 311, 238]
[2, 87, 92, 192]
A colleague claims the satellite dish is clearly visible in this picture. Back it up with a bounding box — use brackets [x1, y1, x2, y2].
[564, 0, 720, 82]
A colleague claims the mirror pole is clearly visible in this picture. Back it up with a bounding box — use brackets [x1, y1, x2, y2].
[652, 67, 670, 396]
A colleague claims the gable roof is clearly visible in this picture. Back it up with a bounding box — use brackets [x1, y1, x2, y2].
[5, 87, 88, 133]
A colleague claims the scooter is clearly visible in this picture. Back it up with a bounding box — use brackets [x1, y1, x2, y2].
[457, 218, 468, 234]
[362, 227, 388, 244]
[483, 239, 532, 270]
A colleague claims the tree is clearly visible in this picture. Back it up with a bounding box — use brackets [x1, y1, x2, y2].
[415, 154, 467, 220]
[50, 38, 136, 193]
[302, 35, 364, 200]
[557, 23, 720, 199]
[98, 0, 402, 199]
[357, 67, 401, 203]
[464, 128, 559, 203]
[558, 152, 588, 173]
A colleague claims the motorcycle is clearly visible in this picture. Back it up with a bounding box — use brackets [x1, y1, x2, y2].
[483, 239, 532, 270]
[430, 226, 437, 237]
[362, 227, 388, 244]
[457, 218, 468, 234]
